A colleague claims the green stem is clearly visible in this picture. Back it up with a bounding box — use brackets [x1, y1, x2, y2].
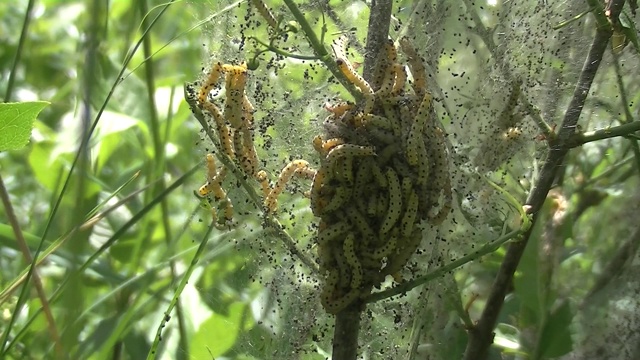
[251, 36, 319, 60]
[146, 223, 216, 360]
[568, 121, 640, 147]
[282, 0, 361, 99]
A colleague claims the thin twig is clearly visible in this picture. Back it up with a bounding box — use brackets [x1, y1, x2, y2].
[567, 121, 640, 147]
[0, 176, 61, 356]
[462, 1, 626, 359]
[365, 225, 527, 304]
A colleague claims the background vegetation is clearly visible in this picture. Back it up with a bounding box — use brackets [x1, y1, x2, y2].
[1, 0, 640, 359]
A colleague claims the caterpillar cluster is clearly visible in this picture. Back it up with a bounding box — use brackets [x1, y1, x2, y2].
[314, 37, 452, 314]
[196, 61, 314, 226]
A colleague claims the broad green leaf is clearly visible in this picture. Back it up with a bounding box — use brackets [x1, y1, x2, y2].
[0, 101, 49, 151]
[190, 301, 248, 358]
[539, 301, 574, 357]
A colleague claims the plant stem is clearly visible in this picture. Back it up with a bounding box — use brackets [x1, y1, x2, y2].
[329, 2, 392, 359]
[462, 1, 626, 358]
[281, 0, 361, 99]
[0, 175, 61, 356]
[567, 121, 640, 147]
[362, 0, 392, 86]
[331, 305, 362, 360]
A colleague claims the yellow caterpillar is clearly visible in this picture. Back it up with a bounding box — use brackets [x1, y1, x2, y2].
[379, 168, 402, 236]
[249, 0, 278, 30]
[343, 233, 363, 289]
[264, 160, 310, 212]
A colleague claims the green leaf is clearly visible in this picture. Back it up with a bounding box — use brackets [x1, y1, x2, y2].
[620, 11, 640, 55]
[190, 301, 248, 358]
[0, 101, 49, 151]
[539, 301, 574, 357]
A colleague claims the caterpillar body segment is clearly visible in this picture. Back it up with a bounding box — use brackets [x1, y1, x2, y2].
[205, 153, 217, 177]
[312, 135, 324, 154]
[224, 70, 248, 129]
[359, 113, 394, 131]
[366, 158, 387, 188]
[322, 185, 352, 214]
[200, 100, 235, 160]
[399, 37, 427, 99]
[382, 227, 423, 280]
[249, 0, 278, 30]
[198, 62, 223, 104]
[294, 166, 316, 180]
[379, 168, 402, 236]
[320, 269, 340, 312]
[391, 63, 407, 96]
[345, 206, 377, 244]
[405, 126, 422, 167]
[332, 156, 354, 185]
[400, 189, 419, 237]
[343, 233, 363, 289]
[381, 102, 403, 137]
[375, 60, 397, 97]
[336, 58, 374, 96]
[239, 144, 259, 177]
[256, 170, 271, 198]
[367, 228, 398, 260]
[324, 101, 354, 118]
[354, 157, 373, 192]
[321, 137, 346, 155]
[334, 247, 352, 290]
[366, 192, 379, 217]
[322, 288, 360, 315]
[264, 160, 310, 212]
[317, 220, 350, 245]
[326, 144, 376, 164]
[316, 241, 334, 268]
[310, 166, 329, 216]
[376, 189, 389, 219]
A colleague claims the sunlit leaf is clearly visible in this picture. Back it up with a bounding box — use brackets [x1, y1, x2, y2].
[0, 101, 49, 151]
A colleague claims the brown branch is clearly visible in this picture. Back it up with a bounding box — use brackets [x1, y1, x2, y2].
[0, 175, 62, 355]
[331, 305, 362, 360]
[331, 3, 392, 359]
[362, 0, 392, 85]
[462, 1, 626, 359]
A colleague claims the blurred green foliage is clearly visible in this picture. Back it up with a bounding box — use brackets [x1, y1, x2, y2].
[1, 0, 640, 360]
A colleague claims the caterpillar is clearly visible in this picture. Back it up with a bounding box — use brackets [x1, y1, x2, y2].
[224, 69, 248, 129]
[249, 0, 278, 30]
[336, 58, 373, 95]
[343, 232, 363, 289]
[400, 188, 419, 237]
[200, 100, 235, 160]
[322, 185, 352, 214]
[379, 168, 402, 236]
[256, 170, 271, 198]
[399, 37, 427, 99]
[391, 63, 407, 96]
[326, 144, 376, 164]
[317, 220, 350, 246]
[264, 160, 310, 212]
[345, 206, 377, 244]
[368, 228, 398, 260]
[310, 166, 329, 216]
